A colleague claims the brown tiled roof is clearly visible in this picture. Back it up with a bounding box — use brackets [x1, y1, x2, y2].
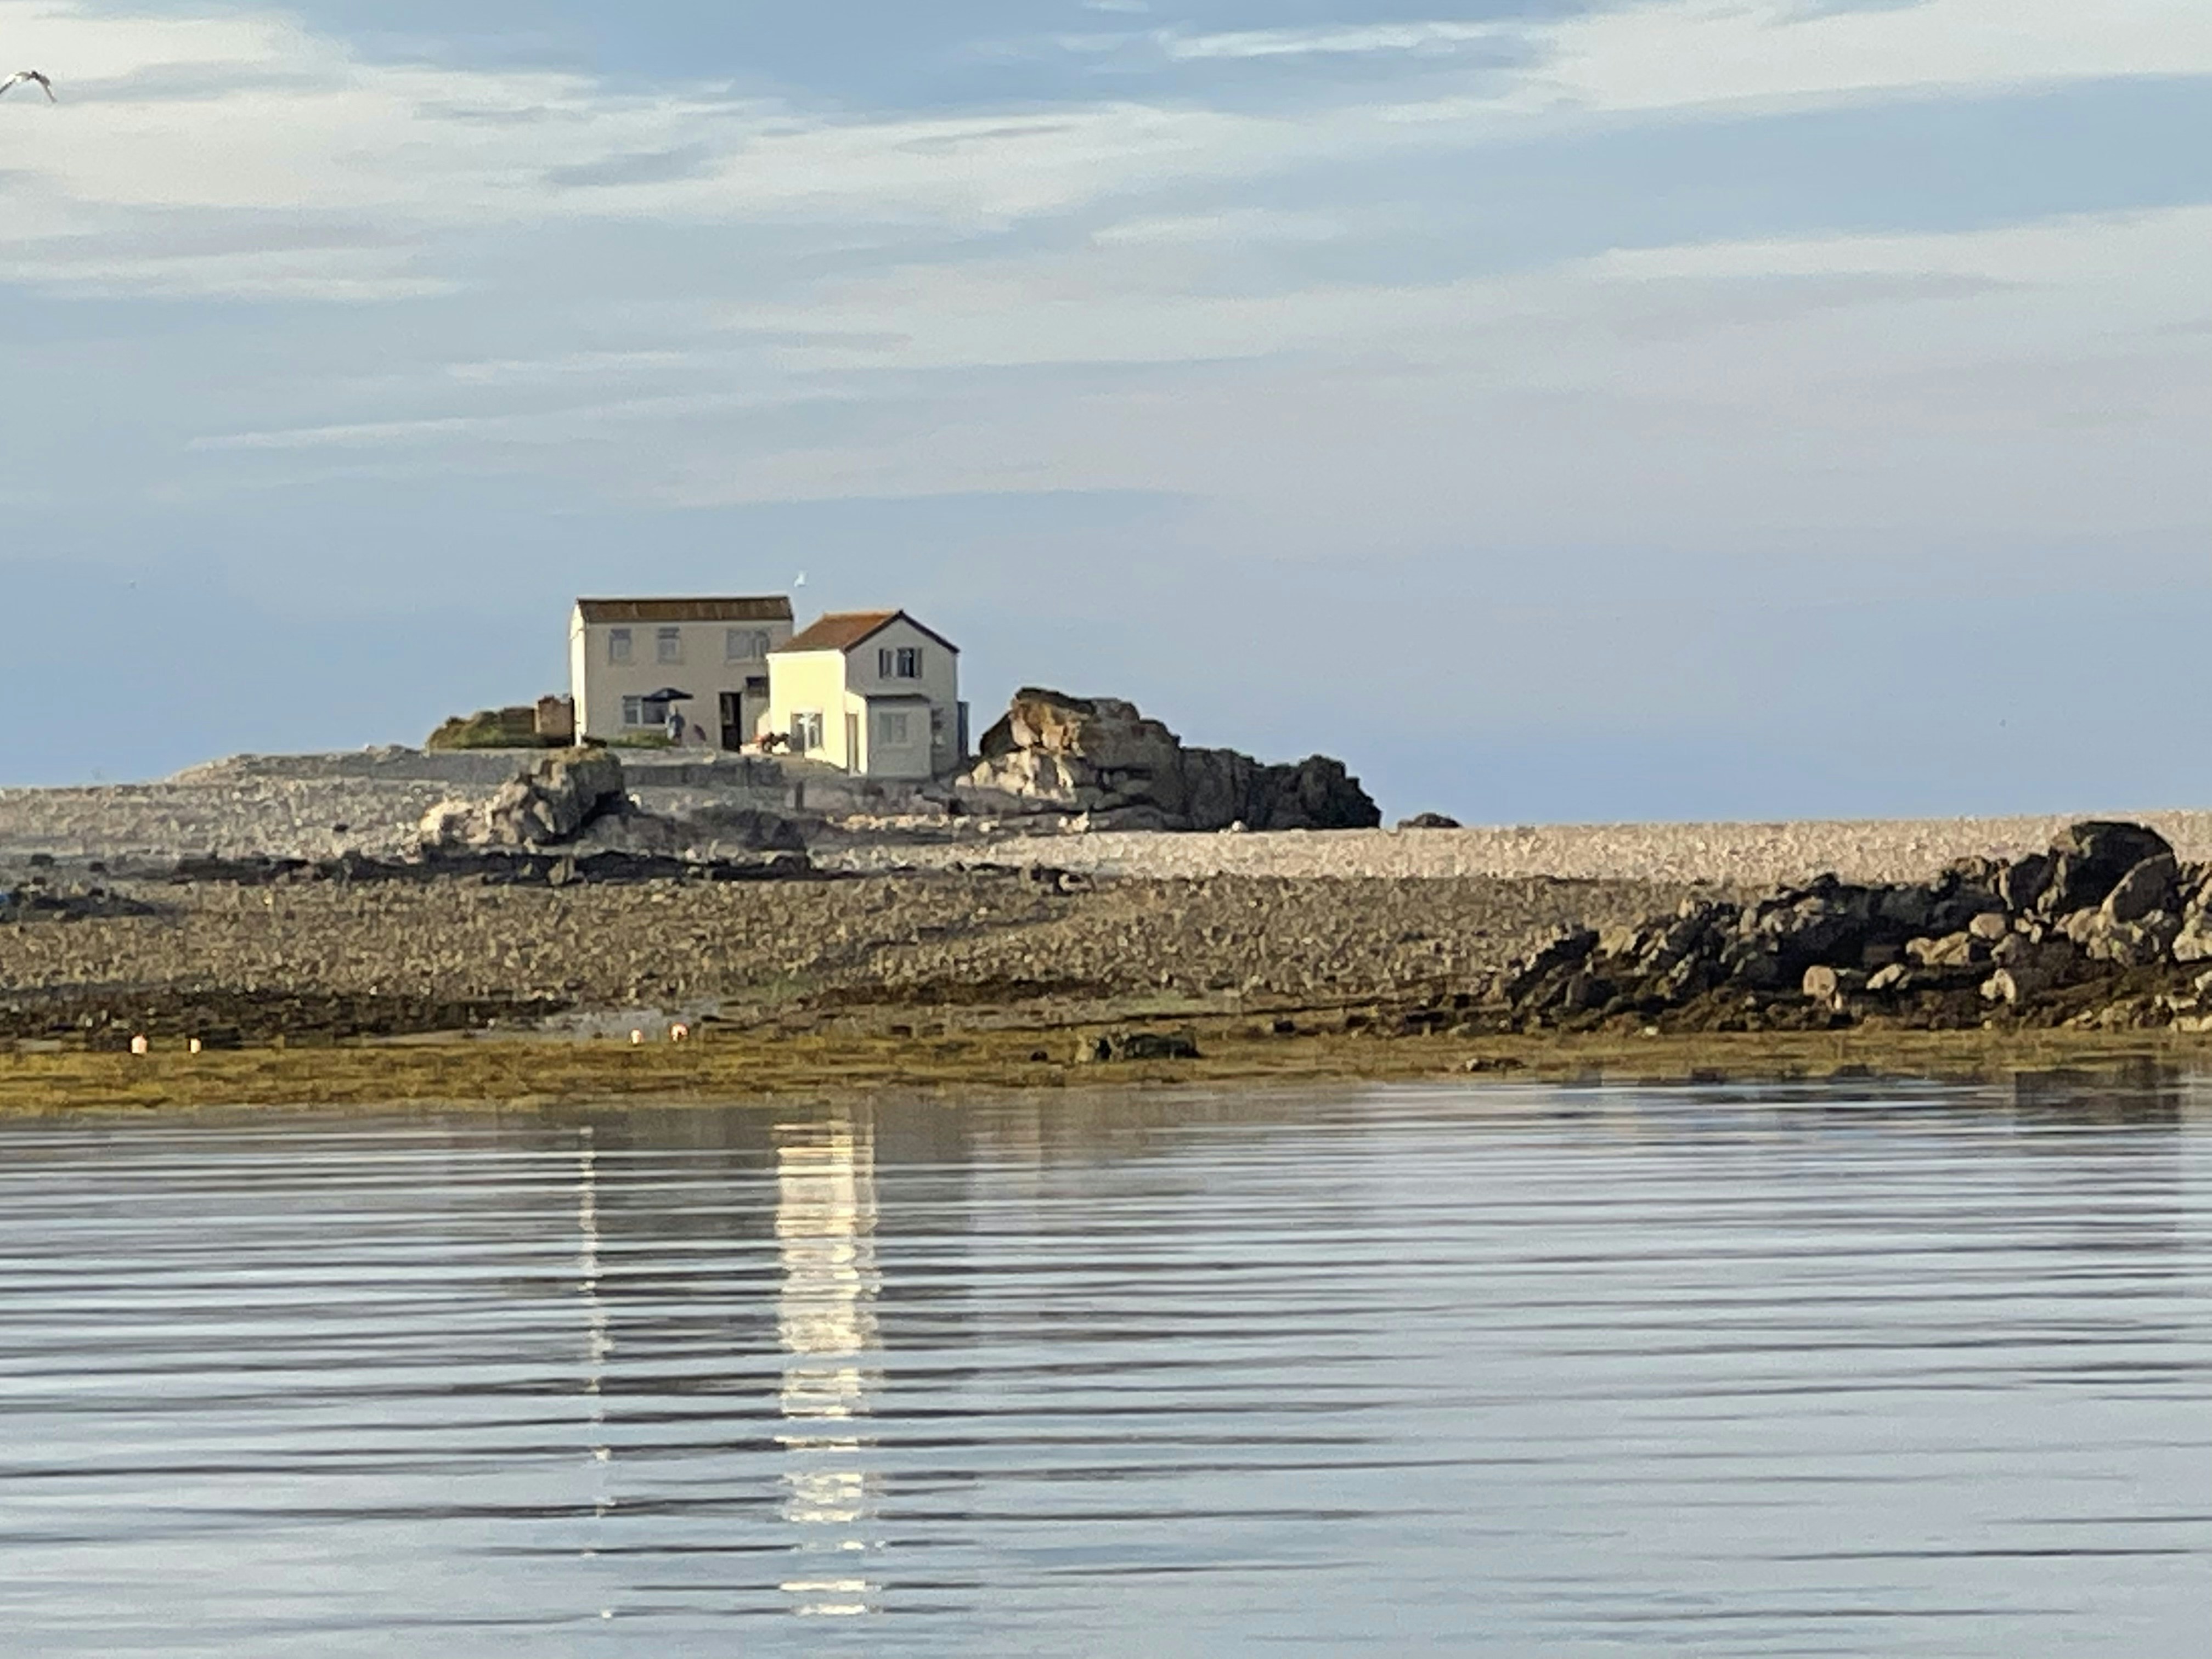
[777, 610, 898, 652]
[775, 610, 960, 656]
[575, 596, 792, 624]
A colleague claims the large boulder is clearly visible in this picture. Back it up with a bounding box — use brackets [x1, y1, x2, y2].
[963, 688, 1380, 832]
[2038, 821, 2175, 916]
[419, 748, 628, 853]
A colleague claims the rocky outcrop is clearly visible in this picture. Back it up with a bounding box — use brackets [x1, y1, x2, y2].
[1397, 812, 1462, 830]
[1076, 1028, 1201, 1063]
[419, 748, 628, 853]
[1477, 820, 2212, 1034]
[961, 688, 1380, 832]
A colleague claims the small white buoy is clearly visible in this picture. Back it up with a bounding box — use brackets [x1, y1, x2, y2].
[668, 1023, 690, 1043]
[129, 1034, 149, 1056]
[629, 1029, 645, 1047]
[188, 1037, 203, 1055]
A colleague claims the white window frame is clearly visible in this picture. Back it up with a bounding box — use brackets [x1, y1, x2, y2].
[726, 628, 768, 663]
[791, 711, 825, 752]
[607, 628, 633, 664]
[656, 626, 683, 664]
[895, 646, 922, 679]
[876, 710, 912, 747]
[621, 695, 650, 727]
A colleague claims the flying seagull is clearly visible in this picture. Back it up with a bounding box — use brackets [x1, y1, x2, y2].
[1, 70, 55, 101]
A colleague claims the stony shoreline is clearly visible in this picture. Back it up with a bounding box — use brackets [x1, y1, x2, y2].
[9, 749, 2212, 1081]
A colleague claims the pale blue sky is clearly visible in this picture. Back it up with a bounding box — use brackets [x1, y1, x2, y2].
[4, 0, 2208, 819]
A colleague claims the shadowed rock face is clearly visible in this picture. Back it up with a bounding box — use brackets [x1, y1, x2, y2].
[2039, 820, 2176, 917]
[963, 688, 1381, 832]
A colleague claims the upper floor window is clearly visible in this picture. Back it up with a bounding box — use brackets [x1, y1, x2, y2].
[607, 628, 633, 664]
[726, 628, 769, 662]
[878, 645, 922, 679]
[656, 627, 682, 664]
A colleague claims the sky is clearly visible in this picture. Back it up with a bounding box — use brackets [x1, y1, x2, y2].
[2, 0, 2208, 821]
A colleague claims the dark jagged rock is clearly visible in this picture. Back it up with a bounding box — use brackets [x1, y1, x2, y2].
[1078, 1027, 1201, 1063]
[0, 884, 161, 922]
[962, 687, 1380, 832]
[1397, 812, 1462, 830]
[1471, 820, 2212, 1037]
[2037, 821, 2175, 917]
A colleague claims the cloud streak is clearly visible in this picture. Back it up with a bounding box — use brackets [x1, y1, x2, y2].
[4, 0, 2208, 303]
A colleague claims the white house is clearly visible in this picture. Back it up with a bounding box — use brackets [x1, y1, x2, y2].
[766, 610, 965, 778]
[568, 596, 794, 747]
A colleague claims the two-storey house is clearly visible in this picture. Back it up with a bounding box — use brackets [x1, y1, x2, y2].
[766, 610, 964, 778]
[568, 596, 794, 747]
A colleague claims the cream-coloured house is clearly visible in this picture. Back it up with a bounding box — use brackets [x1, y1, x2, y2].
[766, 611, 965, 778]
[568, 596, 794, 747]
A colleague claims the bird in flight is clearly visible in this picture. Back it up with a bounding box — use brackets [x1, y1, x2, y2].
[1, 70, 55, 101]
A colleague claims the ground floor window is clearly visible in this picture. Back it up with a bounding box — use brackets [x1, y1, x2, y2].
[621, 696, 652, 727]
[876, 709, 912, 747]
[791, 710, 825, 752]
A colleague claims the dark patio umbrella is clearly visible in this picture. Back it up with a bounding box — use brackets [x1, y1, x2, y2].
[642, 687, 694, 702]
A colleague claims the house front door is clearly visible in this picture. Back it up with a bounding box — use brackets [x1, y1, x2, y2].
[718, 692, 743, 751]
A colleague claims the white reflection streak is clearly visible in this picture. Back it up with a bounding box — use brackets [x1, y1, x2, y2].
[579, 1128, 613, 1522]
[774, 1110, 884, 1617]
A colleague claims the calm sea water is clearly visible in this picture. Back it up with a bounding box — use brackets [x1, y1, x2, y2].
[1, 1076, 2207, 1656]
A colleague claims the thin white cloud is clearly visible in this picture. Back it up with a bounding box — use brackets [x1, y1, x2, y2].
[1161, 21, 1505, 61]
[1592, 206, 2212, 297]
[189, 380, 879, 451]
[703, 202, 2212, 381]
[1508, 0, 2212, 116]
[1090, 207, 1358, 245]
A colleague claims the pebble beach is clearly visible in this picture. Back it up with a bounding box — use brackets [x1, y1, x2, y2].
[8, 754, 2212, 1053]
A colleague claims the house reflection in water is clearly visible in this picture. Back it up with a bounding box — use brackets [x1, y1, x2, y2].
[773, 1109, 885, 1617]
[577, 1126, 613, 1522]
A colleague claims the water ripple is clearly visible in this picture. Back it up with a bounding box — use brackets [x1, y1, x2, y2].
[1, 1080, 2207, 1655]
